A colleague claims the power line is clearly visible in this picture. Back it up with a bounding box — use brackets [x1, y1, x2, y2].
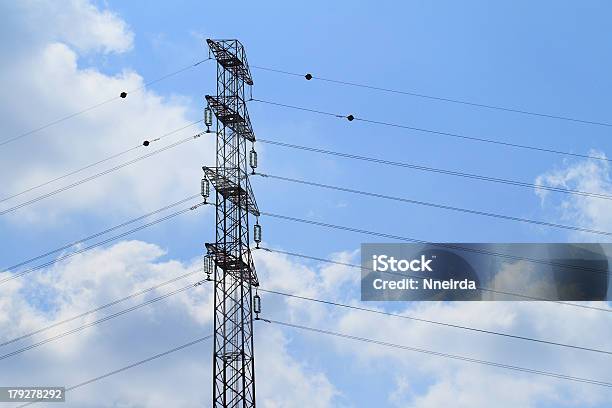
[0, 236, 611, 360]
[0, 119, 204, 204]
[137, 58, 210, 89]
[0, 58, 211, 149]
[251, 65, 612, 129]
[258, 138, 612, 202]
[251, 98, 612, 163]
[12, 271, 607, 357]
[1, 145, 138, 203]
[260, 212, 611, 278]
[2, 197, 605, 356]
[0, 202, 208, 285]
[16, 334, 213, 408]
[259, 288, 612, 356]
[8, 267, 609, 376]
[8, 269, 611, 404]
[256, 172, 612, 237]
[0, 280, 207, 362]
[267, 319, 612, 388]
[3, 195, 201, 272]
[0, 130, 205, 216]
[7, 132, 608, 278]
[260, 248, 612, 314]
[1, 268, 203, 348]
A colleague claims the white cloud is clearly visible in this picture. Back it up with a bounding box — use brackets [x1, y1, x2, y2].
[274, 251, 612, 406]
[400, 369, 557, 408]
[255, 246, 612, 408]
[328, 300, 612, 407]
[0, 240, 341, 408]
[10, 0, 133, 54]
[0, 0, 214, 223]
[257, 327, 339, 408]
[487, 260, 558, 300]
[3, 237, 612, 407]
[535, 151, 612, 235]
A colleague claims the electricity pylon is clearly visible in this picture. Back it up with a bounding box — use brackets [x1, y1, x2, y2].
[202, 39, 259, 408]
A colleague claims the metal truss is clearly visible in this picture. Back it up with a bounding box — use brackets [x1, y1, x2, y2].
[205, 38, 258, 408]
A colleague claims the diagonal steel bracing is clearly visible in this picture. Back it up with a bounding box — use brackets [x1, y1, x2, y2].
[204, 39, 258, 408]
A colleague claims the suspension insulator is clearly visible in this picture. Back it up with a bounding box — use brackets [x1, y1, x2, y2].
[254, 223, 262, 248]
[204, 254, 213, 281]
[254, 293, 261, 317]
[204, 106, 213, 132]
[249, 147, 258, 174]
[201, 178, 210, 201]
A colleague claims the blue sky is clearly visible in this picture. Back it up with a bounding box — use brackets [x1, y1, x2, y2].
[1, 1, 612, 407]
[4, 1, 612, 258]
[109, 0, 612, 248]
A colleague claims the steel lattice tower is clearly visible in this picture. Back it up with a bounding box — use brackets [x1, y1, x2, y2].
[203, 39, 259, 408]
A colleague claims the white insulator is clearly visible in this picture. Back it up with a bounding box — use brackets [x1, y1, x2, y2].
[204, 106, 213, 127]
[254, 223, 262, 245]
[254, 293, 261, 315]
[201, 178, 210, 199]
[204, 254, 213, 280]
[249, 148, 258, 171]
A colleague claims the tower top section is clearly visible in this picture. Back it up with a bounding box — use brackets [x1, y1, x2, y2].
[206, 39, 254, 85]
